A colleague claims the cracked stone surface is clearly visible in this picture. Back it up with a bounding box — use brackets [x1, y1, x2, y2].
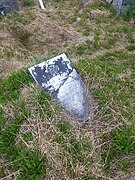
[29, 53, 90, 120]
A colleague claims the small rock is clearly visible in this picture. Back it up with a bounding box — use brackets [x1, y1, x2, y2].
[76, 17, 81, 22]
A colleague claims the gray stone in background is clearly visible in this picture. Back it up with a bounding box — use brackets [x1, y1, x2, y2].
[80, 0, 91, 7]
[0, 0, 18, 15]
[106, 0, 132, 14]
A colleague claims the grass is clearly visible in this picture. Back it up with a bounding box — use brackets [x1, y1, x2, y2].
[122, 0, 135, 21]
[0, 69, 33, 104]
[54, 127, 92, 178]
[0, 0, 135, 179]
[6, 11, 36, 28]
[77, 51, 135, 121]
[0, 106, 5, 127]
[102, 125, 135, 173]
[83, 30, 90, 37]
[0, 71, 47, 179]
[76, 50, 135, 176]
[0, 99, 46, 179]
[20, 0, 35, 6]
[38, 90, 53, 117]
[76, 44, 86, 55]
[86, 39, 91, 46]
[22, 131, 33, 142]
[126, 44, 135, 51]
[56, 121, 71, 134]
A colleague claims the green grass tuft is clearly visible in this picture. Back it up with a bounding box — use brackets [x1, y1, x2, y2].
[0, 69, 33, 104]
[0, 99, 46, 179]
[76, 51, 135, 122]
[102, 125, 135, 173]
[112, 125, 135, 154]
[56, 121, 71, 134]
[126, 44, 135, 51]
[20, 0, 35, 6]
[22, 131, 33, 142]
[38, 90, 52, 117]
[76, 44, 86, 55]
[16, 149, 46, 180]
[0, 106, 5, 127]
[83, 31, 90, 37]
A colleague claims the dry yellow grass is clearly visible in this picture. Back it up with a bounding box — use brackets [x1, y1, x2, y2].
[0, 0, 135, 179]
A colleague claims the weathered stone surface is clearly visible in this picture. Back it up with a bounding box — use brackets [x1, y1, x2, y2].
[29, 53, 90, 120]
[0, 0, 18, 15]
[106, 0, 132, 14]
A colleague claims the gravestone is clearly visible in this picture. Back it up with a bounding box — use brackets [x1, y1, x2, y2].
[0, 0, 18, 15]
[29, 53, 90, 120]
[106, 0, 132, 14]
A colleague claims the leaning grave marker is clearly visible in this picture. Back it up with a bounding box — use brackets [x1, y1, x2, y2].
[29, 53, 90, 120]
